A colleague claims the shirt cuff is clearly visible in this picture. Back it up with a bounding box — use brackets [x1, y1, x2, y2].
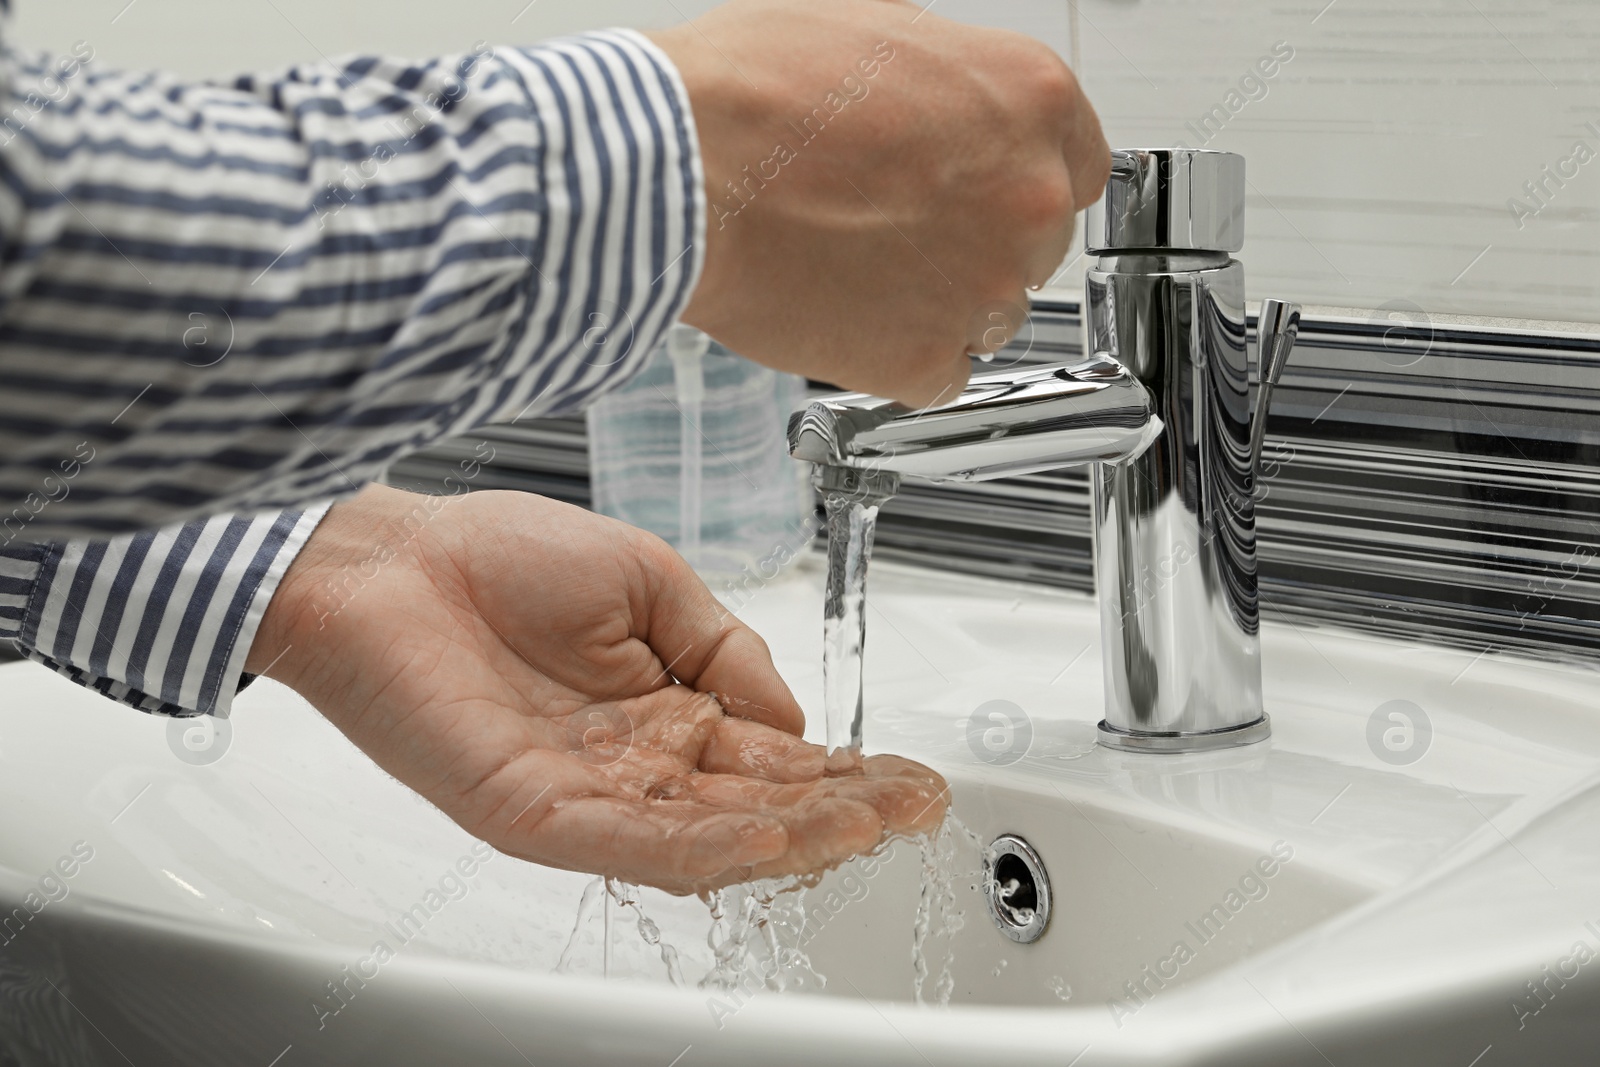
[488, 28, 710, 419]
[0, 503, 331, 717]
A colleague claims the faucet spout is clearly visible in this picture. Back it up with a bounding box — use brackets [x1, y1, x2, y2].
[787, 353, 1160, 484]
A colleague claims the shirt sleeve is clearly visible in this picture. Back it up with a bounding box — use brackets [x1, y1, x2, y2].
[0, 27, 705, 542]
[0, 503, 329, 716]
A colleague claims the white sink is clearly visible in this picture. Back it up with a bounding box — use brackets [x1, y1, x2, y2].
[4, 557, 1600, 1065]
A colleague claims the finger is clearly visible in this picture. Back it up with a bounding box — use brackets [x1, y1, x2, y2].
[965, 292, 1031, 357]
[635, 537, 807, 736]
[510, 790, 889, 895]
[739, 795, 884, 885]
[608, 687, 824, 784]
[1027, 181, 1079, 291]
[700, 716, 827, 783]
[861, 751, 948, 788]
[512, 796, 791, 892]
[609, 686, 723, 762]
[1027, 237, 1073, 294]
[899, 346, 973, 410]
[815, 753, 949, 837]
[687, 759, 946, 845]
[1063, 97, 1112, 214]
[601, 700, 940, 844]
[841, 755, 950, 835]
[1030, 42, 1110, 211]
[681, 776, 885, 886]
[481, 754, 943, 893]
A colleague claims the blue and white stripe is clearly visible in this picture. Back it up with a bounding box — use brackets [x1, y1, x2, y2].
[4, 505, 327, 715]
[0, 16, 707, 716]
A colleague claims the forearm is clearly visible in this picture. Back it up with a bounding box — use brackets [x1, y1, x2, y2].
[0, 30, 703, 541]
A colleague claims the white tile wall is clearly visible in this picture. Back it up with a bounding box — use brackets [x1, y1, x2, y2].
[14, 0, 1597, 323]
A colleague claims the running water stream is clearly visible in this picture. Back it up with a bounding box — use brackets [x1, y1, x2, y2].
[816, 462, 1001, 1003]
[817, 465, 901, 774]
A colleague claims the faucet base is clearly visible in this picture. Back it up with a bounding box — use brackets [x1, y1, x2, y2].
[1096, 715, 1271, 754]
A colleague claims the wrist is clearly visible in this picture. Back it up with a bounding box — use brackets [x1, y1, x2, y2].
[244, 484, 412, 683]
[641, 24, 757, 337]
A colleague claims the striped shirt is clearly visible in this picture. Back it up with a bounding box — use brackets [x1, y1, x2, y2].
[0, 11, 706, 716]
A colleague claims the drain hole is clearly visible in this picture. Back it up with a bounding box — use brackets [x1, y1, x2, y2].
[994, 854, 1038, 918]
[983, 834, 1051, 944]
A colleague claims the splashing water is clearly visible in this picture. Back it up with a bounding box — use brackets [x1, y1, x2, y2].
[699, 876, 823, 994]
[554, 877, 608, 975]
[699, 887, 746, 990]
[911, 814, 991, 1007]
[997, 877, 1037, 927]
[749, 879, 826, 992]
[554, 877, 689, 985]
[560, 814, 997, 1002]
[607, 878, 687, 987]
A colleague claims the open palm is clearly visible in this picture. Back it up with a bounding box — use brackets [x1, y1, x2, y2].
[251, 484, 947, 894]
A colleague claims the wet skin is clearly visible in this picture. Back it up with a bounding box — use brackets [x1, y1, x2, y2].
[249, 484, 949, 895]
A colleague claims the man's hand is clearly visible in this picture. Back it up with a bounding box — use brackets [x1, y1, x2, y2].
[650, 0, 1111, 408]
[247, 485, 947, 895]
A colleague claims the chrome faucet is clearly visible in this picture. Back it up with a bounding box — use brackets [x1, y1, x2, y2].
[789, 148, 1301, 754]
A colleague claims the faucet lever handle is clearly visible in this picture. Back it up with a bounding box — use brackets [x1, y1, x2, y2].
[1248, 299, 1302, 477]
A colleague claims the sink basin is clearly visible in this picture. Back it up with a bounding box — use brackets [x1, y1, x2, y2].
[4, 557, 1600, 1065]
[799, 771, 1367, 1011]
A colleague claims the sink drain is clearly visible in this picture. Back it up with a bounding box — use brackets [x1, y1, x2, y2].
[983, 834, 1051, 944]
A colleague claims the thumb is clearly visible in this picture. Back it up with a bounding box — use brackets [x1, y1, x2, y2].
[639, 539, 808, 737]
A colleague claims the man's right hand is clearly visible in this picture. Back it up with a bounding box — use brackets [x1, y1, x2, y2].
[649, 0, 1110, 409]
